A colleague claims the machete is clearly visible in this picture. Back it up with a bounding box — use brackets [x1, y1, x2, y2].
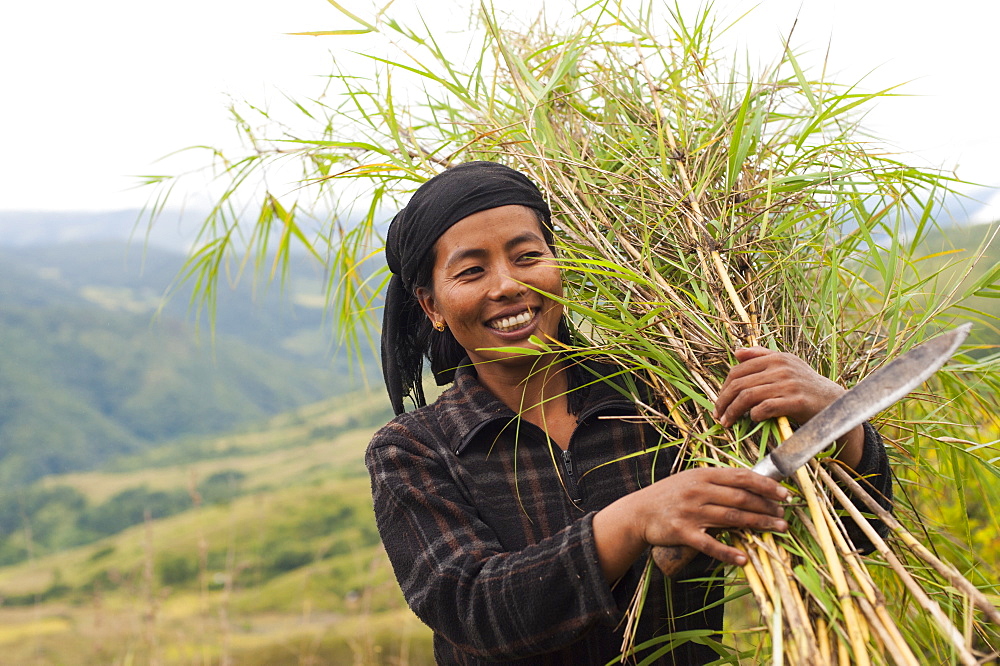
[652, 323, 971, 577]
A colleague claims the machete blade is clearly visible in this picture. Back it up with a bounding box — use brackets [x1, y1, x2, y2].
[752, 323, 971, 480]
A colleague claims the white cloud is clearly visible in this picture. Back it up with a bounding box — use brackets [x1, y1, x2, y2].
[971, 189, 1000, 225]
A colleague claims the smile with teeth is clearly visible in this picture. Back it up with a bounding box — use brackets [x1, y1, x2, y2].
[488, 310, 533, 333]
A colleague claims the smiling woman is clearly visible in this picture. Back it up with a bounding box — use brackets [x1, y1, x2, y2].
[365, 161, 891, 665]
[415, 205, 564, 369]
[137, 0, 1000, 660]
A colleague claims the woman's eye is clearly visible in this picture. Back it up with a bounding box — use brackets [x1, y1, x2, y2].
[518, 251, 543, 262]
[457, 266, 482, 277]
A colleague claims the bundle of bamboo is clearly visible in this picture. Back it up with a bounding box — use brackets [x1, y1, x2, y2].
[152, 2, 1000, 662]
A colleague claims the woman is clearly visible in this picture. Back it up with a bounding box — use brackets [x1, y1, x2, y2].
[367, 161, 891, 664]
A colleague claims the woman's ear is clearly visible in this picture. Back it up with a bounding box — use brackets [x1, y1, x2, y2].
[415, 287, 441, 327]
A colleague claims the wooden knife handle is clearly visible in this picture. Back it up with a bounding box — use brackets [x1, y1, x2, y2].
[651, 544, 698, 577]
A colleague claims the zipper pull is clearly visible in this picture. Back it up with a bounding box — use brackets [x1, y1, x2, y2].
[561, 449, 582, 504]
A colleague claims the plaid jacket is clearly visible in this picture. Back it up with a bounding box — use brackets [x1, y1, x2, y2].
[366, 361, 891, 664]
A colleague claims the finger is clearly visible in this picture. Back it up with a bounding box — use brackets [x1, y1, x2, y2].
[687, 473, 786, 516]
[717, 383, 781, 426]
[671, 468, 790, 510]
[722, 349, 781, 386]
[715, 357, 783, 421]
[747, 396, 797, 424]
[733, 346, 774, 363]
[716, 485, 787, 518]
[723, 351, 801, 391]
[703, 505, 789, 533]
[745, 385, 833, 425]
[716, 358, 756, 402]
[713, 378, 750, 423]
[705, 468, 790, 502]
[726, 358, 798, 389]
[688, 531, 749, 566]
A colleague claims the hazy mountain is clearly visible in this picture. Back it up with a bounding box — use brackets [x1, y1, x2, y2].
[0, 240, 379, 485]
[0, 209, 200, 253]
[0, 241, 358, 360]
[0, 208, 343, 254]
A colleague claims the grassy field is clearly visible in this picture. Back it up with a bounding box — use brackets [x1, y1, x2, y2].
[4, 377, 998, 664]
[4, 356, 999, 665]
[0, 390, 434, 665]
[3, 209, 999, 662]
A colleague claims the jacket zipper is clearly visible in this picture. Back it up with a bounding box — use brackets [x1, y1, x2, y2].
[561, 449, 583, 504]
[561, 398, 635, 506]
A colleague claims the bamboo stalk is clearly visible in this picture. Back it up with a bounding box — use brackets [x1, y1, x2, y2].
[818, 484, 884, 653]
[779, 538, 821, 657]
[826, 463, 1000, 627]
[711, 249, 755, 330]
[762, 533, 819, 664]
[745, 544, 789, 664]
[746, 539, 778, 599]
[789, 499, 917, 664]
[818, 464, 980, 665]
[619, 559, 652, 657]
[816, 617, 832, 665]
[826, 516, 919, 666]
[773, 587, 787, 666]
[837, 638, 850, 666]
[742, 540, 777, 618]
[795, 466, 872, 666]
[852, 592, 891, 662]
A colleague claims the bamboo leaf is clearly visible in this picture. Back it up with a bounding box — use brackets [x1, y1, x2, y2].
[288, 29, 374, 36]
[963, 261, 1000, 299]
[322, 0, 379, 32]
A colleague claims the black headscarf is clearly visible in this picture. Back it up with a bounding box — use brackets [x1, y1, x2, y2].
[381, 161, 552, 415]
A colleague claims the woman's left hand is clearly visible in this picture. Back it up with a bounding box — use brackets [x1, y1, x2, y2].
[713, 347, 864, 468]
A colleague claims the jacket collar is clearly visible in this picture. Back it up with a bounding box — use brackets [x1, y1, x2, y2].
[438, 358, 640, 456]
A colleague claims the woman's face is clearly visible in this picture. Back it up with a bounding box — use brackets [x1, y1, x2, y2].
[416, 204, 563, 369]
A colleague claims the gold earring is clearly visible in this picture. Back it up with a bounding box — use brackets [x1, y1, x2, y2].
[433, 321, 446, 332]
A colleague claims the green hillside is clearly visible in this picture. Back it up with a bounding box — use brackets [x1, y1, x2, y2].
[0, 388, 431, 665]
[919, 220, 1000, 340]
[0, 242, 379, 485]
[0, 241, 342, 361]
[0, 302, 347, 483]
[0, 218, 995, 664]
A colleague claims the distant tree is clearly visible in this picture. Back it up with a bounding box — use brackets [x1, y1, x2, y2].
[80, 487, 190, 536]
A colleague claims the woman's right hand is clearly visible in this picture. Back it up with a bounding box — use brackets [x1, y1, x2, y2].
[593, 468, 788, 581]
[636, 468, 788, 564]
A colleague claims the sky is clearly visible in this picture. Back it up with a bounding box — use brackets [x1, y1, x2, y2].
[2, 0, 998, 216]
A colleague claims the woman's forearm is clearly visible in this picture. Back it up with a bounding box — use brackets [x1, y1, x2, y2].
[833, 424, 866, 470]
[592, 493, 648, 581]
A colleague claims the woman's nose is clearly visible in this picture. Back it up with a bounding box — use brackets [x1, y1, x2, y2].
[488, 267, 526, 299]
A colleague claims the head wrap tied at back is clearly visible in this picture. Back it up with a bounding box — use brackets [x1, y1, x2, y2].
[382, 161, 551, 414]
